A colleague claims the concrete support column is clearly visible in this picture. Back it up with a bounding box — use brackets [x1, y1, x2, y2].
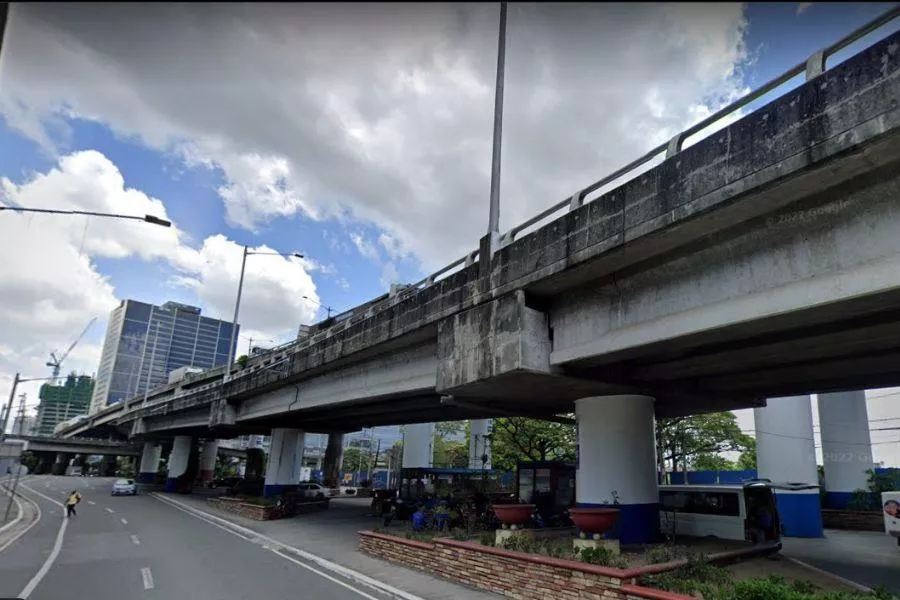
[322, 432, 344, 487]
[469, 419, 493, 470]
[138, 442, 162, 483]
[52, 452, 70, 475]
[402, 423, 434, 469]
[263, 428, 305, 497]
[199, 439, 219, 484]
[755, 396, 823, 537]
[165, 436, 192, 493]
[575, 396, 659, 544]
[818, 390, 873, 509]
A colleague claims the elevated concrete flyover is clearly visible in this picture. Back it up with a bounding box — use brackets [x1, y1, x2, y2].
[62, 20, 900, 436]
[8, 435, 142, 456]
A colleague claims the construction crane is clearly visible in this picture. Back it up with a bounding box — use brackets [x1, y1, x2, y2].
[47, 317, 97, 381]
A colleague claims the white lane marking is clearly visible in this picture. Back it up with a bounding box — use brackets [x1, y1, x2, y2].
[121, 518, 128, 525]
[131, 534, 141, 545]
[141, 567, 154, 590]
[105, 507, 114, 513]
[152, 493, 424, 600]
[0, 486, 41, 554]
[272, 548, 383, 600]
[88, 501, 96, 506]
[18, 486, 67, 600]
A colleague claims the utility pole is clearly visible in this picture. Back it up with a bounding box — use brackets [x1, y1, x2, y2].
[3, 392, 27, 523]
[0, 372, 20, 440]
[486, 1, 508, 252]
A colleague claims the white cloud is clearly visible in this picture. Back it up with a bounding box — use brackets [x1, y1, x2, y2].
[349, 232, 380, 262]
[380, 262, 400, 289]
[797, 3, 814, 16]
[169, 234, 318, 344]
[1, 2, 750, 270]
[0, 150, 319, 420]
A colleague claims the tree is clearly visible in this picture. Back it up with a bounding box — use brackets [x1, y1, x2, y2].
[434, 438, 468, 468]
[342, 447, 374, 473]
[736, 437, 757, 471]
[692, 454, 737, 471]
[432, 421, 468, 468]
[656, 412, 754, 475]
[489, 417, 576, 472]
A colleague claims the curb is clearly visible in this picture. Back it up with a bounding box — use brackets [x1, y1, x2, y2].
[0, 486, 24, 536]
[781, 555, 874, 594]
[151, 492, 427, 600]
[0, 482, 42, 554]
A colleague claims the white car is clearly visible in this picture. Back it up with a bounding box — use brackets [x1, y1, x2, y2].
[111, 478, 137, 496]
[297, 482, 331, 499]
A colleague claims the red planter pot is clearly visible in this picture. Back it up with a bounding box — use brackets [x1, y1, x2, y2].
[568, 507, 620, 535]
[493, 504, 535, 527]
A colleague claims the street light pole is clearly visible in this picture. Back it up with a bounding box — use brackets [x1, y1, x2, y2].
[0, 206, 172, 227]
[223, 246, 303, 380]
[0, 373, 20, 440]
[486, 1, 508, 240]
[225, 245, 249, 380]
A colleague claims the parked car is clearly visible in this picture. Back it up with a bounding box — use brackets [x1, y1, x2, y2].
[297, 482, 331, 499]
[111, 478, 137, 496]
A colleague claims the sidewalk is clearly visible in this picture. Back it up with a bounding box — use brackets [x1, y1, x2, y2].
[157, 493, 499, 600]
[781, 529, 900, 594]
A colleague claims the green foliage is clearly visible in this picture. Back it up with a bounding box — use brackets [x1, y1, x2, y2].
[451, 528, 471, 541]
[404, 530, 435, 542]
[342, 447, 375, 473]
[489, 417, 576, 472]
[18, 451, 38, 473]
[642, 552, 730, 595]
[692, 454, 738, 471]
[645, 544, 678, 564]
[644, 568, 891, 600]
[577, 546, 628, 569]
[847, 488, 878, 512]
[236, 355, 249, 368]
[500, 534, 580, 561]
[867, 468, 899, 494]
[656, 412, 755, 473]
[433, 438, 468, 468]
[479, 532, 495, 546]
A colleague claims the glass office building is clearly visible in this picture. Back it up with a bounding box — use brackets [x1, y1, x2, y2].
[90, 300, 238, 413]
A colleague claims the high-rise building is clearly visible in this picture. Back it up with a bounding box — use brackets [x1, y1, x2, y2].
[12, 414, 36, 436]
[35, 373, 94, 436]
[90, 300, 238, 413]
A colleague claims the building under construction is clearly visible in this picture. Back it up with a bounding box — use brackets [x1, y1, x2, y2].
[35, 373, 94, 436]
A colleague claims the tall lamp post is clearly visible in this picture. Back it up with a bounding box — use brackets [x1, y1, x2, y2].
[0, 206, 172, 227]
[1, 373, 68, 440]
[224, 246, 303, 380]
[486, 1, 508, 252]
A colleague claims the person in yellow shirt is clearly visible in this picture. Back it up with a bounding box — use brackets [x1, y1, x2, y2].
[66, 490, 82, 517]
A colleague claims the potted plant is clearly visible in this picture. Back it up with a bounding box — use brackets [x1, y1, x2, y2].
[492, 503, 535, 530]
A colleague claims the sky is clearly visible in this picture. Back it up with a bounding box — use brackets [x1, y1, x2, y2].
[0, 2, 898, 464]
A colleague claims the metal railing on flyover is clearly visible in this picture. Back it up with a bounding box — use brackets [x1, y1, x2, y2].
[117, 7, 900, 398]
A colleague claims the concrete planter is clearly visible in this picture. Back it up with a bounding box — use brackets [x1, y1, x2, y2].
[569, 507, 620, 537]
[493, 504, 535, 529]
[211, 497, 284, 521]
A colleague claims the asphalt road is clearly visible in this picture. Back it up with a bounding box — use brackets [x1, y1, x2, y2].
[0, 476, 400, 600]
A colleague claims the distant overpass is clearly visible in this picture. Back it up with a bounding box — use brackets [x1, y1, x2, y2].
[4, 435, 141, 456]
[58, 17, 900, 441]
